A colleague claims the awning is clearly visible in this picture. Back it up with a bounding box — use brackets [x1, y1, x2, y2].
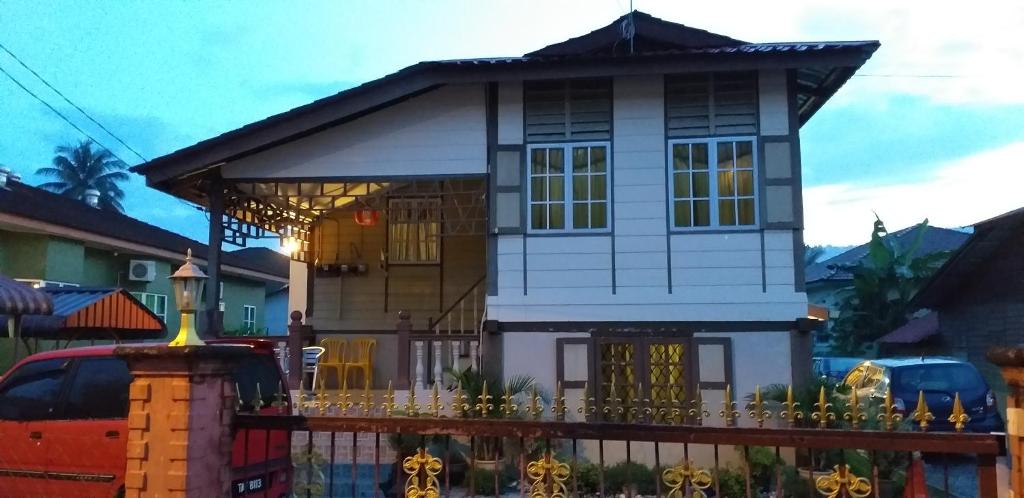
[878, 312, 940, 344]
[0, 274, 52, 316]
[0, 288, 165, 341]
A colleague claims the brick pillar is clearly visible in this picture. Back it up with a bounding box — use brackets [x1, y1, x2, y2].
[116, 345, 248, 498]
[988, 346, 1024, 497]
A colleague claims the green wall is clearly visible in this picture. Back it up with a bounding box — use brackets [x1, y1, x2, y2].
[0, 231, 47, 279]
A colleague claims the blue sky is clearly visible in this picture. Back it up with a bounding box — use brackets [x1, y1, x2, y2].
[1, 0, 1022, 247]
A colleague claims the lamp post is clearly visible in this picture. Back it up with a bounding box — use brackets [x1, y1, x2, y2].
[168, 248, 208, 347]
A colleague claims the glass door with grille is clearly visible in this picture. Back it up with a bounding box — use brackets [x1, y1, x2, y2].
[596, 337, 691, 423]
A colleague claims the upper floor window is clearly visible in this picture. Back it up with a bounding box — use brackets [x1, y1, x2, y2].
[524, 78, 611, 143]
[131, 292, 168, 322]
[669, 137, 757, 229]
[528, 143, 610, 232]
[388, 198, 441, 264]
[666, 72, 758, 138]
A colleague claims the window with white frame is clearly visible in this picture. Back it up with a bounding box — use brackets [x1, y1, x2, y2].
[131, 292, 168, 322]
[15, 279, 79, 289]
[528, 143, 610, 232]
[388, 198, 441, 264]
[669, 138, 757, 229]
[242, 305, 256, 333]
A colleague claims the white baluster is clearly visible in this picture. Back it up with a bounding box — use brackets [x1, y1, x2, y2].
[432, 339, 443, 387]
[469, 340, 479, 371]
[414, 340, 426, 390]
[452, 340, 462, 372]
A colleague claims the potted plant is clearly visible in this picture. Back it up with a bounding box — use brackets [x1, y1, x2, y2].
[445, 367, 537, 469]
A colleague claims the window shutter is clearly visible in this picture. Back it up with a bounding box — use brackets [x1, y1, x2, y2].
[524, 79, 611, 142]
[667, 72, 758, 137]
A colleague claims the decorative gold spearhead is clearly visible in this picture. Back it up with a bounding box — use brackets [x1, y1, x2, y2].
[746, 385, 772, 428]
[271, 381, 288, 414]
[843, 387, 867, 429]
[552, 381, 568, 421]
[636, 381, 652, 423]
[475, 381, 493, 417]
[719, 384, 740, 426]
[877, 387, 903, 431]
[811, 386, 835, 429]
[315, 377, 329, 415]
[383, 381, 397, 417]
[359, 385, 375, 416]
[404, 383, 420, 416]
[578, 382, 596, 421]
[603, 377, 623, 421]
[337, 386, 353, 415]
[453, 382, 468, 417]
[235, 382, 244, 413]
[428, 384, 442, 418]
[500, 386, 519, 417]
[948, 392, 970, 432]
[688, 390, 709, 425]
[297, 388, 307, 414]
[911, 390, 934, 431]
[253, 383, 265, 412]
[780, 385, 803, 427]
[528, 385, 544, 420]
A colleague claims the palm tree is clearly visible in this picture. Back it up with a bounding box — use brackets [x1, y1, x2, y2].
[35, 140, 129, 212]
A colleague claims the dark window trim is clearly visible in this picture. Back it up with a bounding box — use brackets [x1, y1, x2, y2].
[555, 338, 592, 389]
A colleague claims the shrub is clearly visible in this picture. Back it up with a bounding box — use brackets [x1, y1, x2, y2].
[604, 461, 656, 496]
[716, 467, 747, 497]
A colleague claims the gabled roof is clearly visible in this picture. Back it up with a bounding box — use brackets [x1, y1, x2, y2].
[0, 181, 288, 281]
[0, 287, 164, 340]
[526, 11, 746, 57]
[806, 224, 969, 284]
[131, 11, 879, 193]
[914, 207, 1024, 308]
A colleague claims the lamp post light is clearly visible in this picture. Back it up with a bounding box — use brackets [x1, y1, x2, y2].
[168, 249, 208, 347]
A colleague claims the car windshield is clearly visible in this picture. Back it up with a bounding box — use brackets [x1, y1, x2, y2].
[893, 364, 984, 394]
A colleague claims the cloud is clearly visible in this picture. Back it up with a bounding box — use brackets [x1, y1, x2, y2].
[804, 141, 1024, 245]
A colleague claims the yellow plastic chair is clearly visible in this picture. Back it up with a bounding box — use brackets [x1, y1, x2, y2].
[318, 338, 348, 389]
[344, 338, 376, 389]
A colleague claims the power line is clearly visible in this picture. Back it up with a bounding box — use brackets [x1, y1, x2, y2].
[854, 74, 958, 78]
[0, 41, 148, 162]
[0, 63, 134, 167]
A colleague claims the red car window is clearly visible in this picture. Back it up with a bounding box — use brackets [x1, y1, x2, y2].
[64, 358, 133, 419]
[0, 359, 70, 421]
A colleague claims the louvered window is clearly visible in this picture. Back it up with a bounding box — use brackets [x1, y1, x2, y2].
[524, 79, 612, 142]
[666, 72, 758, 137]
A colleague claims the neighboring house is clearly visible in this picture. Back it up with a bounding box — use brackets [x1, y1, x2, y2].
[230, 247, 291, 335]
[806, 224, 969, 353]
[896, 207, 1024, 401]
[132, 11, 877, 425]
[0, 175, 289, 338]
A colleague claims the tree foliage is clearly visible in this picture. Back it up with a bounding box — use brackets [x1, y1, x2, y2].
[804, 244, 827, 267]
[828, 216, 950, 355]
[35, 140, 129, 212]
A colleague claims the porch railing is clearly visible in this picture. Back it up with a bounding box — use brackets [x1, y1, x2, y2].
[237, 382, 1002, 498]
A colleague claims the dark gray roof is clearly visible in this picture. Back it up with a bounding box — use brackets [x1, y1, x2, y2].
[0, 181, 288, 279]
[131, 11, 878, 192]
[227, 247, 290, 279]
[915, 207, 1024, 308]
[806, 224, 970, 283]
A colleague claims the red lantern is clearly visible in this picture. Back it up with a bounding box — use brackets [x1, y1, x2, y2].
[353, 209, 380, 227]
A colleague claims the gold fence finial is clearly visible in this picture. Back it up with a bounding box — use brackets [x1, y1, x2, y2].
[780, 384, 803, 427]
[453, 381, 468, 416]
[359, 384, 375, 416]
[719, 384, 740, 426]
[500, 385, 519, 417]
[297, 388, 307, 414]
[747, 384, 772, 428]
[383, 381, 397, 417]
[253, 383, 265, 412]
[235, 382, 244, 413]
[428, 383, 442, 418]
[578, 382, 596, 421]
[811, 385, 835, 429]
[843, 387, 866, 429]
[272, 381, 288, 414]
[877, 387, 904, 431]
[948, 392, 970, 432]
[552, 381, 568, 421]
[337, 385, 353, 415]
[528, 384, 544, 420]
[688, 390, 709, 425]
[405, 383, 420, 416]
[475, 380, 493, 417]
[315, 377, 329, 415]
[911, 390, 934, 431]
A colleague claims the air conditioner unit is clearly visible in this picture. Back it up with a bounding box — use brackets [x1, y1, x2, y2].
[128, 260, 156, 282]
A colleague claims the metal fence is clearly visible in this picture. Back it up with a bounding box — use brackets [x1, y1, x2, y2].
[236, 381, 1002, 498]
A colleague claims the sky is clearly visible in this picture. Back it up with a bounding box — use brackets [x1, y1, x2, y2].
[0, 0, 1022, 248]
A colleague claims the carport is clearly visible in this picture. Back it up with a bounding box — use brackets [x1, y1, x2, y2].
[0, 273, 53, 363]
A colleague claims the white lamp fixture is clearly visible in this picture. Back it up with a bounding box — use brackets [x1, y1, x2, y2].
[168, 248, 208, 347]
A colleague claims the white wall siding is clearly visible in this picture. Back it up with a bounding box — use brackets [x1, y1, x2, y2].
[497, 81, 524, 144]
[496, 235, 524, 295]
[222, 84, 487, 179]
[502, 332, 589, 392]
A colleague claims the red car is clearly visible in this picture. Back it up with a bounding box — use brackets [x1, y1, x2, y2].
[0, 339, 292, 498]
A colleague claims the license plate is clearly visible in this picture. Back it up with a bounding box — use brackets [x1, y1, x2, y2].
[232, 474, 267, 496]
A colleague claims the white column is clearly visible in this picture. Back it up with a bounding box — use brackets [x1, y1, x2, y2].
[414, 340, 426, 390]
[452, 340, 462, 373]
[432, 340, 443, 387]
[469, 340, 479, 371]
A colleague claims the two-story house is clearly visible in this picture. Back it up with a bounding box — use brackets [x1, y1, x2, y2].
[132, 11, 877, 421]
